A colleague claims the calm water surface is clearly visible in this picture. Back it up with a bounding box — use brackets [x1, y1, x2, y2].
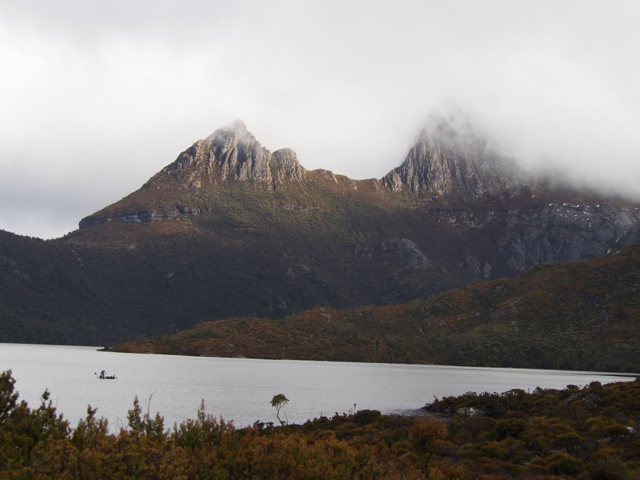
[0, 343, 634, 429]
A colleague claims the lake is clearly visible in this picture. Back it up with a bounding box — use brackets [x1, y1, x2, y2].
[0, 343, 635, 430]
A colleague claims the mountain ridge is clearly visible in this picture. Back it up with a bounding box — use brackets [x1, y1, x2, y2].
[72, 114, 640, 276]
[2, 108, 639, 346]
[383, 105, 518, 198]
[78, 108, 525, 231]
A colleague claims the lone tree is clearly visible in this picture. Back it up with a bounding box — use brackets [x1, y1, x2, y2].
[270, 394, 289, 425]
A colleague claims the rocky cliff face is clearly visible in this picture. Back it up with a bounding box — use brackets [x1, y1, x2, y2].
[271, 148, 306, 184]
[78, 121, 310, 229]
[207, 120, 273, 183]
[494, 203, 640, 271]
[147, 120, 306, 191]
[383, 103, 517, 198]
[434, 203, 640, 276]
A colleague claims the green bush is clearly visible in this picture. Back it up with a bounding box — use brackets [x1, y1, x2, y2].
[353, 409, 382, 426]
[479, 443, 502, 459]
[552, 454, 584, 475]
[549, 432, 584, 452]
[495, 418, 528, 439]
[588, 453, 628, 480]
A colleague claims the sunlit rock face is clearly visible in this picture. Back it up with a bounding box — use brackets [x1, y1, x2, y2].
[154, 121, 306, 190]
[206, 120, 273, 183]
[384, 101, 517, 199]
[271, 148, 306, 184]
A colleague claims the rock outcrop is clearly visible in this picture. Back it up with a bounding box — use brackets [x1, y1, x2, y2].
[207, 120, 273, 183]
[271, 148, 306, 184]
[383, 102, 517, 198]
[436, 203, 640, 274]
[494, 203, 640, 271]
[384, 239, 433, 270]
[80, 121, 311, 228]
[145, 120, 306, 191]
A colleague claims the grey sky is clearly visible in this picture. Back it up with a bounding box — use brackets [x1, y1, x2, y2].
[1, 0, 639, 239]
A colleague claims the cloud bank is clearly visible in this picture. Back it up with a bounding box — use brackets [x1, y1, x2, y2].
[1, 0, 639, 238]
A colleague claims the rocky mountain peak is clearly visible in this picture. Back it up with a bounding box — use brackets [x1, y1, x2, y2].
[271, 148, 306, 183]
[383, 101, 517, 199]
[204, 120, 273, 183]
[149, 121, 309, 191]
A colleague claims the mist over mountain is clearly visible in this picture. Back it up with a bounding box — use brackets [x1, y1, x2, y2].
[0, 110, 638, 347]
[3, 1, 640, 240]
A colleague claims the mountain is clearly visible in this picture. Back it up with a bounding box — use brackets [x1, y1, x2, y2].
[384, 102, 518, 198]
[112, 241, 640, 373]
[1, 106, 639, 345]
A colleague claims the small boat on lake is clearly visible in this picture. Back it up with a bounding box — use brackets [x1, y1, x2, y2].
[95, 370, 117, 380]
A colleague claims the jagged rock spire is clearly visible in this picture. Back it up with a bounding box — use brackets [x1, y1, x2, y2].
[204, 120, 273, 183]
[79, 122, 309, 229]
[383, 101, 517, 198]
[271, 148, 306, 183]
[153, 121, 306, 189]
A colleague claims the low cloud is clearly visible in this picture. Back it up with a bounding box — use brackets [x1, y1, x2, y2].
[1, 0, 639, 238]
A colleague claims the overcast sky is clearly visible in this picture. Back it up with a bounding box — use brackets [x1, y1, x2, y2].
[1, 1, 639, 239]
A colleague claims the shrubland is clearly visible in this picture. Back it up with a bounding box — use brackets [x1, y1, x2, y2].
[113, 242, 640, 372]
[2, 370, 640, 479]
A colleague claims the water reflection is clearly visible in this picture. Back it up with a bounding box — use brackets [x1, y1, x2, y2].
[0, 343, 633, 429]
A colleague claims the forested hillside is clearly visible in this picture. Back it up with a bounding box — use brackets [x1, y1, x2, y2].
[113, 242, 640, 372]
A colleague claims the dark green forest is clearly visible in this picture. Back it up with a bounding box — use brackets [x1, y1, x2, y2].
[114, 242, 640, 372]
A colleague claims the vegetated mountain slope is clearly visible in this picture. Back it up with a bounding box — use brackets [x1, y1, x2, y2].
[0, 230, 134, 345]
[112, 242, 640, 372]
[1, 104, 639, 345]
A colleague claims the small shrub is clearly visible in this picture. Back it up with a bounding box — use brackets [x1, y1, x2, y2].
[495, 418, 528, 439]
[549, 432, 584, 452]
[506, 446, 530, 465]
[551, 454, 584, 475]
[408, 417, 448, 472]
[480, 443, 502, 459]
[353, 409, 381, 426]
[588, 453, 628, 480]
